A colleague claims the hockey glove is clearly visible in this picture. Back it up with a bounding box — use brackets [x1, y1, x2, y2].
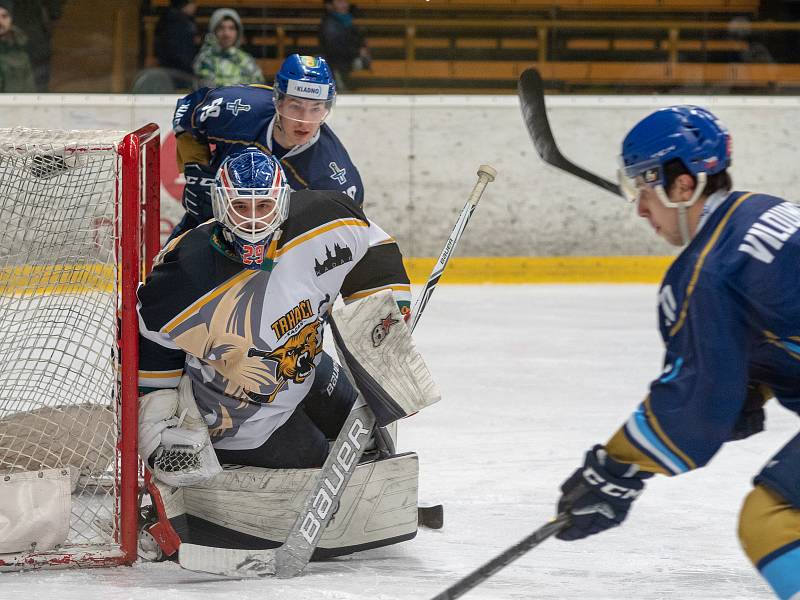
[556, 445, 649, 541]
[181, 162, 216, 224]
[729, 382, 770, 441]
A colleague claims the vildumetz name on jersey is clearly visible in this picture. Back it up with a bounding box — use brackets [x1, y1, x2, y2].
[137, 191, 410, 451]
[606, 191, 800, 475]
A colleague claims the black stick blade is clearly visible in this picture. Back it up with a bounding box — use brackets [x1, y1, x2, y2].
[517, 68, 622, 198]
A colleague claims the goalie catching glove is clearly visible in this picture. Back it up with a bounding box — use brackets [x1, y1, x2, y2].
[138, 376, 221, 486]
[556, 445, 651, 541]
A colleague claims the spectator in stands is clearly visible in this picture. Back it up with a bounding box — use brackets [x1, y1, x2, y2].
[319, 0, 371, 91]
[154, 0, 199, 86]
[10, 0, 61, 93]
[193, 8, 264, 88]
[0, 0, 36, 93]
[728, 17, 774, 64]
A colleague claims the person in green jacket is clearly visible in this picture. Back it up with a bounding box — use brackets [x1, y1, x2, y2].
[192, 8, 264, 88]
[0, 0, 36, 93]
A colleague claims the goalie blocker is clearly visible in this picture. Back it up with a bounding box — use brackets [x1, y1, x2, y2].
[330, 289, 440, 427]
[143, 290, 440, 570]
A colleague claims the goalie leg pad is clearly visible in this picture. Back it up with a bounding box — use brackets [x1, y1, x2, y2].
[330, 289, 441, 427]
[175, 452, 420, 557]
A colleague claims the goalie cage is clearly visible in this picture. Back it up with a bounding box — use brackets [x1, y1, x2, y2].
[0, 125, 160, 570]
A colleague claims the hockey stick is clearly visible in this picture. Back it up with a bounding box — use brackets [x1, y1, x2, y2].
[517, 68, 621, 197]
[178, 165, 496, 578]
[178, 397, 376, 578]
[429, 513, 570, 600]
[386, 165, 496, 528]
[408, 164, 497, 332]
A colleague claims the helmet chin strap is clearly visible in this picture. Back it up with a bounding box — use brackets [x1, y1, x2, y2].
[654, 172, 708, 246]
[676, 205, 691, 245]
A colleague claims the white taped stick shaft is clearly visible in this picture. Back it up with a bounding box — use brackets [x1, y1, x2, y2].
[409, 165, 496, 332]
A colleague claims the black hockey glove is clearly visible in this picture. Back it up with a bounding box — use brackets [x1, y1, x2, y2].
[729, 382, 770, 441]
[556, 445, 650, 541]
[181, 162, 216, 224]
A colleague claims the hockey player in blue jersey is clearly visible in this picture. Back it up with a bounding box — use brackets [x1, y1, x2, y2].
[553, 106, 800, 599]
[170, 54, 363, 239]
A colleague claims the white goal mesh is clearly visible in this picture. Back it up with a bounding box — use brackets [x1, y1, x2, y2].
[0, 126, 159, 569]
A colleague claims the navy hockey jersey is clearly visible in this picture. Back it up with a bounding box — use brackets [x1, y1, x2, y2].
[173, 84, 364, 205]
[607, 191, 800, 475]
[137, 190, 409, 450]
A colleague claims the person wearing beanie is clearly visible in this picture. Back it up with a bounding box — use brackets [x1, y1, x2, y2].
[0, 0, 36, 93]
[192, 8, 264, 88]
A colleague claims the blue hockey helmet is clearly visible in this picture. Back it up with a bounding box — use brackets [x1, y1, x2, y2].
[273, 54, 336, 122]
[618, 105, 731, 204]
[212, 148, 291, 250]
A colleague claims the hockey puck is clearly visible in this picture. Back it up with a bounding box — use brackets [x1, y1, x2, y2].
[418, 504, 444, 529]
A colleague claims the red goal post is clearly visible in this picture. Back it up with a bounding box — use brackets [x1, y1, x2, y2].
[0, 124, 161, 569]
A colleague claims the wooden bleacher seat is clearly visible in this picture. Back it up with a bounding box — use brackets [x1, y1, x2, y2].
[148, 0, 759, 14]
[142, 1, 791, 94]
[565, 38, 748, 52]
[342, 59, 800, 87]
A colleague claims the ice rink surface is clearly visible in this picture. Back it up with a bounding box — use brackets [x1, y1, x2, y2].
[3, 284, 788, 600]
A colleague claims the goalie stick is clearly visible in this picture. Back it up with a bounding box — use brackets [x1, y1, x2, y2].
[178, 165, 496, 579]
[517, 68, 621, 198]
[429, 513, 570, 600]
[408, 164, 496, 332]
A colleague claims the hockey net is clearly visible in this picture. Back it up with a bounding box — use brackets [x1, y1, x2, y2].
[0, 125, 160, 569]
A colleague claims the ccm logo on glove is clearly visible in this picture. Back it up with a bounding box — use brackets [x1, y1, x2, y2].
[581, 466, 644, 500]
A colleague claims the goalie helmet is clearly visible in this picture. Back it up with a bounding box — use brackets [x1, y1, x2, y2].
[618, 105, 731, 205]
[211, 149, 290, 263]
[273, 54, 336, 125]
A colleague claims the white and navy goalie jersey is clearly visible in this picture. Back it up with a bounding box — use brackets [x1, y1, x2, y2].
[173, 84, 364, 205]
[606, 190, 800, 475]
[137, 191, 409, 450]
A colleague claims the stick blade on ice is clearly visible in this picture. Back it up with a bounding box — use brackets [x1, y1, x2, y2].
[178, 543, 276, 578]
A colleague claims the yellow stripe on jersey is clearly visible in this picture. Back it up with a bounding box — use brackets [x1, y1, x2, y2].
[279, 159, 309, 188]
[138, 369, 182, 388]
[642, 394, 697, 471]
[739, 484, 800, 566]
[605, 427, 671, 475]
[373, 237, 397, 246]
[162, 269, 257, 334]
[764, 330, 800, 362]
[138, 369, 183, 379]
[669, 192, 753, 338]
[344, 284, 412, 303]
[275, 218, 369, 258]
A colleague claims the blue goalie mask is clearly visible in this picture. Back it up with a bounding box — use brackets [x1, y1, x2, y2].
[212, 149, 291, 253]
[618, 105, 731, 206]
[273, 54, 336, 125]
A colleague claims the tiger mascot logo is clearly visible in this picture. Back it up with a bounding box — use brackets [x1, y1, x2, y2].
[246, 319, 322, 404]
